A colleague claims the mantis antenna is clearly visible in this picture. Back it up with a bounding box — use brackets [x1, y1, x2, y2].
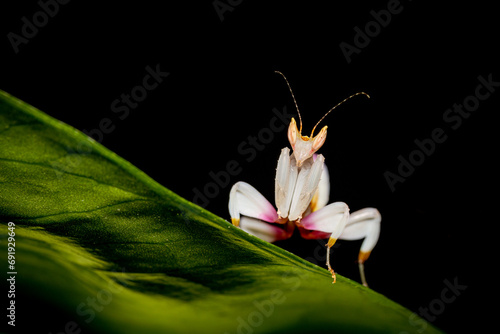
[274, 71, 303, 133]
[310, 91, 370, 137]
[274, 70, 370, 138]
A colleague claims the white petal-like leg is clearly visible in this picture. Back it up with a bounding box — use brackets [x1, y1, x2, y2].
[339, 207, 381, 287]
[288, 154, 325, 221]
[299, 201, 350, 283]
[228, 181, 279, 226]
[239, 216, 295, 243]
[309, 154, 330, 213]
[275, 147, 298, 220]
[299, 201, 350, 244]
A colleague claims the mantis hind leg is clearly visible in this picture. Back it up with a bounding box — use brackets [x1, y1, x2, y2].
[340, 208, 381, 287]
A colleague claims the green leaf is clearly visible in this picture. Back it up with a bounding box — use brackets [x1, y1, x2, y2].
[0, 90, 442, 334]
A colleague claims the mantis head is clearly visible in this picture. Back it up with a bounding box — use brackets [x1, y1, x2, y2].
[287, 117, 327, 167]
[275, 70, 370, 167]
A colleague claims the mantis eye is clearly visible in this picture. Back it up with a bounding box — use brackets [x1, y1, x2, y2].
[288, 118, 298, 148]
[312, 126, 327, 152]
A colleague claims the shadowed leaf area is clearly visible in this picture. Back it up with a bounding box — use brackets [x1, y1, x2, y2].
[0, 90, 442, 333]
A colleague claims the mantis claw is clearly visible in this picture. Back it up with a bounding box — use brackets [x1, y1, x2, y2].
[329, 269, 337, 284]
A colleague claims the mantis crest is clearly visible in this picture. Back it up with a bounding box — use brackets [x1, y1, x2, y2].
[228, 71, 381, 286]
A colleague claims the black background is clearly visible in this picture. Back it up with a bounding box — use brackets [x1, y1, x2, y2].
[1, 1, 498, 333]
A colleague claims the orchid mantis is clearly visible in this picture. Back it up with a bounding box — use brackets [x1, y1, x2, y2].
[228, 71, 381, 286]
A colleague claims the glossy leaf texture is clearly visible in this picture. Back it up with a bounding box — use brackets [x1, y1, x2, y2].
[0, 90, 442, 333]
